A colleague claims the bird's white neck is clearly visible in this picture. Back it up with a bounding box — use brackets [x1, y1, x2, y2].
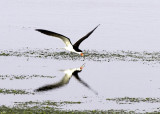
[64, 46, 81, 55]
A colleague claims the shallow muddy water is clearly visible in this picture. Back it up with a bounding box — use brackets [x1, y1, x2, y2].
[1, 49, 160, 113]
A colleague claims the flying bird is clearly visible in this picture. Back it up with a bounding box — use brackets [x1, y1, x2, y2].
[35, 25, 100, 56]
[35, 64, 98, 95]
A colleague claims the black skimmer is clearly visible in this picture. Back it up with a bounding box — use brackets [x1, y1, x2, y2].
[35, 64, 98, 95]
[35, 25, 100, 56]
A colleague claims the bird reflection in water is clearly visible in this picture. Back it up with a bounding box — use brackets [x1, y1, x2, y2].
[35, 64, 98, 95]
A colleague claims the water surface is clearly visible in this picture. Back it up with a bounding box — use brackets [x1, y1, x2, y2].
[1, 49, 160, 113]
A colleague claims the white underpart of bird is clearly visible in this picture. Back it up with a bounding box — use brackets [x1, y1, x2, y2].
[60, 63, 85, 78]
[64, 44, 77, 53]
[35, 25, 100, 56]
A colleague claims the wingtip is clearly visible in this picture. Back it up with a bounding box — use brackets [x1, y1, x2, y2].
[96, 24, 100, 28]
[34, 89, 39, 92]
[35, 29, 47, 34]
[35, 29, 41, 32]
[93, 24, 100, 30]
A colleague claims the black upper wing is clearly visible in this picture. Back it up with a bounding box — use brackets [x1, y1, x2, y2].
[36, 29, 73, 47]
[73, 24, 100, 48]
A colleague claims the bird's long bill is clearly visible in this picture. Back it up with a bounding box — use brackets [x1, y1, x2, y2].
[80, 53, 84, 56]
[80, 63, 85, 70]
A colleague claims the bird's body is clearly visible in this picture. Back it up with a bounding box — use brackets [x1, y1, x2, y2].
[36, 25, 100, 56]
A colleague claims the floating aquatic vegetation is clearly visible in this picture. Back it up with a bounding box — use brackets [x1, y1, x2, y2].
[0, 88, 34, 95]
[106, 97, 160, 104]
[15, 100, 82, 108]
[0, 101, 136, 114]
[0, 48, 160, 63]
[0, 99, 160, 113]
[13, 101, 82, 113]
[0, 74, 55, 80]
[0, 104, 136, 114]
